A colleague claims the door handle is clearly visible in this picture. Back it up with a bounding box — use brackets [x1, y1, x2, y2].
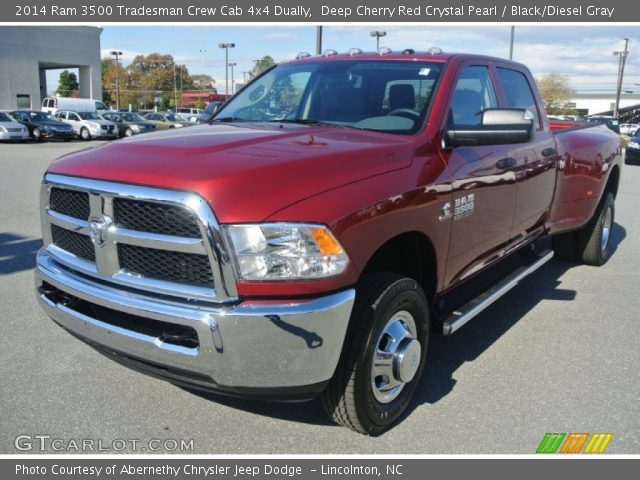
[496, 157, 517, 170]
[542, 148, 557, 157]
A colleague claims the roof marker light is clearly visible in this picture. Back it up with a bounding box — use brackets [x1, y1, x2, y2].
[378, 47, 392, 56]
[322, 49, 338, 57]
[296, 52, 311, 60]
[427, 46, 444, 55]
[348, 48, 363, 56]
[402, 49, 415, 55]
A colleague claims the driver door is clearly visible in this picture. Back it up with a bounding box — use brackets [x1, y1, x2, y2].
[440, 64, 518, 286]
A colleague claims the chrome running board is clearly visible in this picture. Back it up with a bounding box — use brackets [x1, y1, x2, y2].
[442, 249, 554, 335]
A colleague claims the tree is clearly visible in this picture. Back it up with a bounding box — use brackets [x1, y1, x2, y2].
[249, 55, 276, 80]
[101, 53, 199, 110]
[536, 73, 575, 115]
[57, 70, 79, 97]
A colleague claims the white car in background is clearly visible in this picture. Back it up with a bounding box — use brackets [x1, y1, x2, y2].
[0, 111, 30, 141]
[55, 110, 118, 140]
[620, 123, 639, 135]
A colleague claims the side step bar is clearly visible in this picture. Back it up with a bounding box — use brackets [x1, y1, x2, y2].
[442, 249, 554, 335]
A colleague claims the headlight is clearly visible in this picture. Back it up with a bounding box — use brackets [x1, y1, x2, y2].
[0, 127, 6, 132]
[89, 122, 100, 129]
[225, 223, 349, 280]
[629, 142, 640, 149]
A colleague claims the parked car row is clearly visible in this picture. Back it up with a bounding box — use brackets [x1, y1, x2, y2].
[0, 109, 205, 142]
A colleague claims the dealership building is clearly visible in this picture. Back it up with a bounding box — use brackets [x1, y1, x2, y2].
[0, 26, 102, 110]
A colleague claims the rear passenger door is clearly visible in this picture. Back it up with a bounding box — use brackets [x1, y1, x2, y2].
[441, 64, 517, 286]
[494, 66, 557, 241]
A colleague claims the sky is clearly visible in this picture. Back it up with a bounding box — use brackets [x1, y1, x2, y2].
[47, 25, 640, 96]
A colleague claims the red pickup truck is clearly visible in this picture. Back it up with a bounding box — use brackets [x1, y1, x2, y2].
[35, 50, 621, 435]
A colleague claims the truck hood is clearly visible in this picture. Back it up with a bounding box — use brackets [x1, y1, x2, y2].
[47, 123, 415, 222]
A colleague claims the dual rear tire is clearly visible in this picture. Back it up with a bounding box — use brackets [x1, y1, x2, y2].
[552, 191, 615, 266]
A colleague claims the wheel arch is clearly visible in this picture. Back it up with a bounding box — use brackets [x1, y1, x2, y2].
[605, 164, 620, 198]
[360, 231, 437, 304]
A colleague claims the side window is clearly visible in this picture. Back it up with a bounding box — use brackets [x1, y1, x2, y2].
[496, 67, 540, 128]
[451, 66, 497, 125]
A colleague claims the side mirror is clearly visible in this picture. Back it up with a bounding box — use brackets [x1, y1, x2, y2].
[445, 108, 534, 148]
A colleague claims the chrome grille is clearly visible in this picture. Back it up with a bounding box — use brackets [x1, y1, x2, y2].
[51, 224, 95, 261]
[41, 174, 238, 302]
[50, 188, 90, 220]
[113, 198, 201, 237]
[118, 244, 213, 287]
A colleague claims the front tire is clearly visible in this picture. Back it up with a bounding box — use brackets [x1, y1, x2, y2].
[80, 127, 91, 141]
[32, 128, 42, 141]
[124, 128, 134, 137]
[322, 273, 430, 436]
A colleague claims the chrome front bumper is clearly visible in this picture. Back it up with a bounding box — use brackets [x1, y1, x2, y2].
[35, 250, 355, 397]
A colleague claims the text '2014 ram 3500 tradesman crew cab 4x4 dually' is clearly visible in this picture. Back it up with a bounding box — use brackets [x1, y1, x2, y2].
[35, 49, 621, 435]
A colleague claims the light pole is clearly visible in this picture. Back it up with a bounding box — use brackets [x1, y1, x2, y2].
[613, 38, 630, 119]
[173, 62, 178, 111]
[316, 26, 323, 55]
[110, 50, 123, 110]
[242, 71, 248, 84]
[228, 62, 237, 94]
[370, 31, 386, 50]
[218, 43, 235, 97]
[509, 26, 515, 60]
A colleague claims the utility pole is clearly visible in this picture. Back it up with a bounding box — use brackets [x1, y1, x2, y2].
[613, 38, 630, 119]
[110, 50, 123, 110]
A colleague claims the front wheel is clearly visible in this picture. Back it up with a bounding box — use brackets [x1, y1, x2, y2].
[80, 128, 91, 141]
[32, 128, 42, 141]
[124, 128, 134, 137]
[323, 273, 430, 436]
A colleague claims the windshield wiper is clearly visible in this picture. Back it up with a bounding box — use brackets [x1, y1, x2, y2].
[270, 118, 346, 128]
[211, 117, 246, 123]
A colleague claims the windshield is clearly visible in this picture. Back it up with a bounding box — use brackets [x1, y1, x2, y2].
[167, 113, 189, 122]
[214, 60, 442, 135]
[123, 113, 145, 122]
[79, 112, 101, 120]
[29, 112, 58, 122]
[0, 112, 12, 122]
[204, 102, 221, 114]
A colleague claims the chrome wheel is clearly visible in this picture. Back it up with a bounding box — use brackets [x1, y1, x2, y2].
[601, 204, 613, 252]
[371, 310, 421, 404]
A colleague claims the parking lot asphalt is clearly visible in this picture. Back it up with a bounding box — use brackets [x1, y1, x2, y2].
[1, 140, 639, 454]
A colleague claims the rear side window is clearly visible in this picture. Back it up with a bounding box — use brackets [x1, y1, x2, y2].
[450, 66, 498, 126]
[496, 67, 540, 128]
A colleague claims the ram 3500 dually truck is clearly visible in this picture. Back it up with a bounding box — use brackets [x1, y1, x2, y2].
[35, 50, 621, 435]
